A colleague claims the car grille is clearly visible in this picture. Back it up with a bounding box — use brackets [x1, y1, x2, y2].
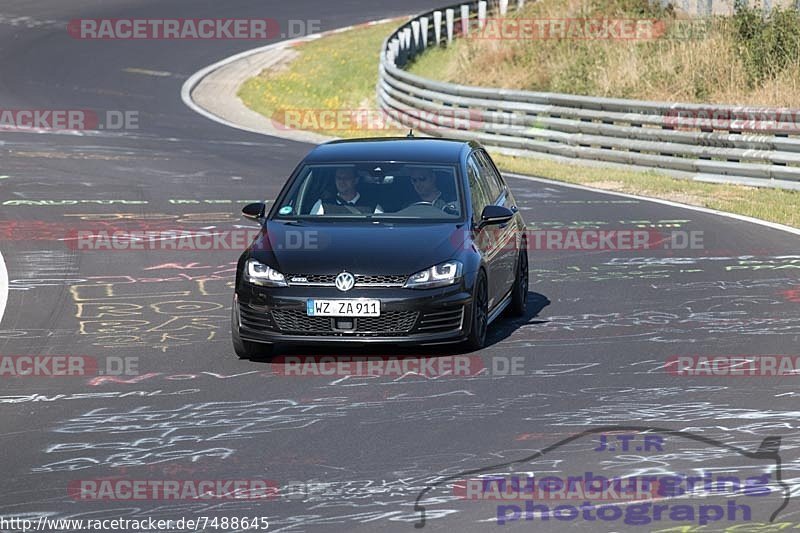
[287, 274, 407, 287]
[238, 302, 276, 331]
[356, 274, 407, 285]
[290, 274, 336, 284]
[417, 308, 464, 333]
[271, 309, 419, 336]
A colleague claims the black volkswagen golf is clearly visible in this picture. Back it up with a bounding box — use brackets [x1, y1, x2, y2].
[232, 138, 528, 358]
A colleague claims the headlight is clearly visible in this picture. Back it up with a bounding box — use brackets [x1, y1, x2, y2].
[405, 261, 463, 289]
[245, 259, 287, 287]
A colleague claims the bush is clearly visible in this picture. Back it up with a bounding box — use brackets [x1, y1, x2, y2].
[732, 5, 800, 87]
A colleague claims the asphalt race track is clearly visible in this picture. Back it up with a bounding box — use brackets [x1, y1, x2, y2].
[1, 1, 799, 532]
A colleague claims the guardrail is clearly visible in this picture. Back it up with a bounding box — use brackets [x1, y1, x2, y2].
[377, 0, 800, 189]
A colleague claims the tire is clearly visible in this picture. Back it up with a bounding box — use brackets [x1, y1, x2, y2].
[509, 247, 529, 317]
[463, 270, 488, 351]
[231, 299, 274, 360]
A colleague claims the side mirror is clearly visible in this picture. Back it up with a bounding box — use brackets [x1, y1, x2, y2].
[479, 205, 514, 228]
[242, 202, 265, 221]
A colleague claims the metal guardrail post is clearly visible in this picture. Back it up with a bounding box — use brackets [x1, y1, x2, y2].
[446, 8, 455, 44]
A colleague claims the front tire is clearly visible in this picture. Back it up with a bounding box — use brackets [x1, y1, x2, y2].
[509, 247, 529, 316]
[231, 299, 273, 360]
[463, 270, 488, 351]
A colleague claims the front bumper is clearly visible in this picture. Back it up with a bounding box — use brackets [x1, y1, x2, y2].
[235, 282, 473, 345]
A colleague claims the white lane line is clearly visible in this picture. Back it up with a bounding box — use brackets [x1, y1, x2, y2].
[0, 249, 7, 326]
[123, 67, 174, 77]
[504, 172, 800, 238]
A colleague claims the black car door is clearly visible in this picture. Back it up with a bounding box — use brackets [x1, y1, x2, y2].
[467, 152, 504, 310]
[475, 150, 519, 299]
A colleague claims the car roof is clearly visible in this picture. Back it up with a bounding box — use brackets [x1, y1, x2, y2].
[302, 137, 479, 164]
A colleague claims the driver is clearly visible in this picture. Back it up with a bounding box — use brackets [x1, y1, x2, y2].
[310, 167, 383, 215]
[409, 167, 451, 210]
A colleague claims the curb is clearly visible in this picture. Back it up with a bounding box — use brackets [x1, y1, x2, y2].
[0, 249, 7, 327]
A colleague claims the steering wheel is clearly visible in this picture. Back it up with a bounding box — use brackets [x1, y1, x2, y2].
[409, 201, 435, 207]
[443, 203, 460, 215]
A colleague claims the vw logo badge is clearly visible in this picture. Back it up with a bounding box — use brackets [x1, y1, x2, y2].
[335, 271, 355, 292]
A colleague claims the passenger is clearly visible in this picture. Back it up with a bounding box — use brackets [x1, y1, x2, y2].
[409, 167, 452, 210]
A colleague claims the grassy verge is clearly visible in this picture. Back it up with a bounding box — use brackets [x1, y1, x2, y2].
[238, 20, 405, 138]
[408, 0, 800, 106]
[238, 16, 800, 229]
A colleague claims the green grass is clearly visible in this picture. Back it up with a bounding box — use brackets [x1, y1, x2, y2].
[239, 20, 405, 138]
[238, 16, 800, 229]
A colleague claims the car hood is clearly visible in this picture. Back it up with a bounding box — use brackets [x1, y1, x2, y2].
[250, 220, 470, 276]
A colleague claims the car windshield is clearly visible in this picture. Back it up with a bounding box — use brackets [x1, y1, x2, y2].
[271, 163, 464, 221]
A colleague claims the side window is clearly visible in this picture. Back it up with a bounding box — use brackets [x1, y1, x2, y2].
[467, 154, 490, 220]
[475, 151, 504, 203]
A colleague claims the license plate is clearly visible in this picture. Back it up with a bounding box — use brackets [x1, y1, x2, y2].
[306, 299, 380, 317]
